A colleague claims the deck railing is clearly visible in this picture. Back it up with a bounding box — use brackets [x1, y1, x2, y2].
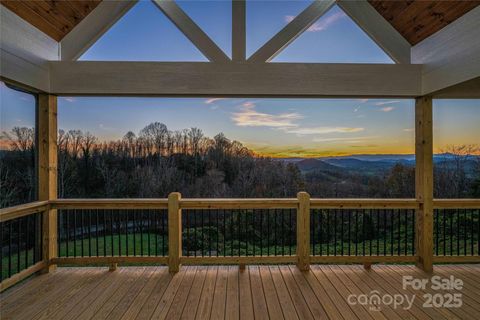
[1, 194, 479, 291]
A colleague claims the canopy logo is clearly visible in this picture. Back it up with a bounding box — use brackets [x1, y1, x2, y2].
[347, 275, 463, 311]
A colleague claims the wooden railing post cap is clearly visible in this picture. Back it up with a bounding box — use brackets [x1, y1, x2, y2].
[297, 192, 310, 200]
[168, 192, 182, 200]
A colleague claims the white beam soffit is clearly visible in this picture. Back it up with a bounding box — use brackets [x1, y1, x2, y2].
[337, 0, 411, 64]
[152, 0, 230, 63]
[60, 0, 138, 61]
[247, 0, 335, 63]
[49, 61, 422, 97]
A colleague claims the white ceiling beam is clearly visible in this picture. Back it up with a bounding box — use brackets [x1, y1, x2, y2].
[337, 0, 411, 64]
[247, 0, 335, 63]
[232, 0, 246, 62]
[152, 0, 230, 63]
[60, 0, 138, 61]
[413, 6, 480, 95]
[49, 61, 421, 97]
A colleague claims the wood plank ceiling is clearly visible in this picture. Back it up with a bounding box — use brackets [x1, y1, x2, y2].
[368, 0, 480, 45]
[1, 0, 479, 45]
[0, 0, 101, 41]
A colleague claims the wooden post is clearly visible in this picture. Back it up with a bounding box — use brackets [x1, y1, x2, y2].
[232, 0, 246, 62]
[297, 192, 310, 271]
[415, 96, 434, 273]
[38, 94, 58, 273]
[168, 192, 182, 273]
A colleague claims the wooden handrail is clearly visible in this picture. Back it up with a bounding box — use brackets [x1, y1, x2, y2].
[179, 198, 298, 209]
[310, 198, 418, 209]
[433, 199, 480, 209]
[50, 198, 169, 209]
[0, 201, 49, 222]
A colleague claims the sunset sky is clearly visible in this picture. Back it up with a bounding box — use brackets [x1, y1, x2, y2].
[1, 1, 479, 157]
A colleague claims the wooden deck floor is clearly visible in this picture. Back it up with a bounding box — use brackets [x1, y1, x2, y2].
[1, 264, 479, 320]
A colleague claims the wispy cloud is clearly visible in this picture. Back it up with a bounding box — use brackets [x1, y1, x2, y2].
[357, 99, 369, 103]
[99, 123, 115, 131]
[62, 97, 76, 103]
[375, 100, 400, 106]
[403, 128, 414, 132]
[285, 11, 346, 32]
[204, 98, 225, 104]
[232, 102, 302, 128]
[312, 136, 375, 143]
[354, 106, 361, 113]
[379, 106, 395, 112]
[285, 127, 364, 135]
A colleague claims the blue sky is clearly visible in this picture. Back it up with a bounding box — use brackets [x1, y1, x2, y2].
[1, 1, 479, 157]
[80, 0, 392, 63]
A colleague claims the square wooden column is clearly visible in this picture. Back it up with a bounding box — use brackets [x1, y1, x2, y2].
[415, 96, 433, 272]
[38, 94, 58, 272]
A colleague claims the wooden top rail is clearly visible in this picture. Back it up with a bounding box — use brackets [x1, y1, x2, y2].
[50, 198, 169, 210]
[433, 199, 480, 209]
[179, 198, 298, 209]
[310, 198, 418, 209]
[0, 201, 49, 222]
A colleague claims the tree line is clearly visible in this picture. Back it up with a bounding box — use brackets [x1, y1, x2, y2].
[1, 122, 479, 208]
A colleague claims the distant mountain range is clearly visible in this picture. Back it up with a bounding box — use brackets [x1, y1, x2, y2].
[280, 154, 479, 176]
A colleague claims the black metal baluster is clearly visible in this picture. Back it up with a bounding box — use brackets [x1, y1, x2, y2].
[397, 210, 401, 256]
[57, 212, 61, 258]
[463, 209, 467, 256]
[111, 210, 114, 256]
[455, 209, 460, 256]
[73, 209, 77, 257]
[412, 209, 415, 255]
[186, 210, 190, 257]
[209, 209, 213, 257]
[319, 211, 323, 256]
[260, 210, 263, 256]
[103, 210, 107, 257]
[237, 211, 241, 257]
[25, 216, 30, 268]
[340, 210, 344, 256]
[230, 210, 234, 256]
[9, 221, 12, 277]
[88, 210, 92, 257]
[449, 209, 453, 255]
[195, 209, 198, 257]
[267, 210, 270, 256]
[201, 210, 205, 257]
[289, 209, 293, 256]
[312, 210, 316, 256]
[274, 209, 277, 256]
[327, 210, 330, 256]
[217, 209, 220, 257]
[355, 210, 358, 256]
[126, 210, 130, 256]
[348, 210, 351, 256]
[471, 209, 474, 256]
[245, 210, 249, 256]
[334, 209, 337, 256]
[17, 219, 21, 273]
[81, 210, 84, 257]
[281, 209, 284, 256]
[390, 210, 394, 256]
[404, 210, 408, 256]
[140, 210, 144, 256]
[162, 211, 166, 256]
[133, 210, 136, 256]
[377, 210, 380, 256]
[96, 209, 99, 257]
[223, 210, 226, 256]
[363, 210, 366, 256]
[65, 211, 69, 258]
[442, 209, 446, 256]
[383, 209, 387, 256]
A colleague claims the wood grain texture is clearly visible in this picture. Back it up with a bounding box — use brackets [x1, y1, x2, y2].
[48, 61, 422, 97]
[2, 265, 480, 319]
[38, 94, 58, 273]
[0, 0, 101, 41]
[369, 0, 480, 45]
[415, 96, 434, 272]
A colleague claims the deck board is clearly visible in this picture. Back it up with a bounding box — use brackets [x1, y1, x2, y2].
[1, 264, 479, 320]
